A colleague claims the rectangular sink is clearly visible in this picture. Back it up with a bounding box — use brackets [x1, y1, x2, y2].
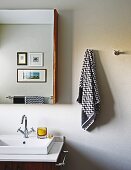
[0, 135, 54, 155]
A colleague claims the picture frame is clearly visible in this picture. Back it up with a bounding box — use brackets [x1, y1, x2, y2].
[17, 52, 27, 65]
[28, 52, 44, 66]
[17, 69, 47, 83]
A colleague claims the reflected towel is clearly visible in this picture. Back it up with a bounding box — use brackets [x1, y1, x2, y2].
[13, 96, 25, 104]
[25, 96, 45, 104]
[77, 49, 100, 130]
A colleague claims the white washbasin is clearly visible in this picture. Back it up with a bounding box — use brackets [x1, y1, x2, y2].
[0, 135, 54, 155]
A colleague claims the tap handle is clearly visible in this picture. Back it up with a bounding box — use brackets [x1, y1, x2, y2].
[17, 127, 21, 132]
[31, 127, 35, 132]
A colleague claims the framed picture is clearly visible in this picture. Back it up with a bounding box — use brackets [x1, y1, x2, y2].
[28, 52, 44, 66]
[17, 69, 47, 83]
[17, 52, 27, 65]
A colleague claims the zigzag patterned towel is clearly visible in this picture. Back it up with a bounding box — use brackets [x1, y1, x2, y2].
[77, 49, 100, 130]
[25, 96, 45, 104]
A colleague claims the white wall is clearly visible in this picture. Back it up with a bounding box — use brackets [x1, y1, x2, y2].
[0, 0, 131, 170]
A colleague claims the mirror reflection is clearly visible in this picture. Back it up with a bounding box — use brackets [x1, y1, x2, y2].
[0, 10, 58, 104]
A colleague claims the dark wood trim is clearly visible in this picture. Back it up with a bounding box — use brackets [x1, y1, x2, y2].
[0, 161, 59, 170]
[53, 9, 58, 104]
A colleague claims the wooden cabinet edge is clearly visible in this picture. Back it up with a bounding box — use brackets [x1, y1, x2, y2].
[0, 161, 60, 170]
[53, 9, 58, 104]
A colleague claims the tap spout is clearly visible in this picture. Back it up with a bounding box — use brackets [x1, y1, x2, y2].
[21, 115, 27, 124]
[21, 115, 27, 130]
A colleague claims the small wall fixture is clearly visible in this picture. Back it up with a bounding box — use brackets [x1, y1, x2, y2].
[114, 50, 120, 55]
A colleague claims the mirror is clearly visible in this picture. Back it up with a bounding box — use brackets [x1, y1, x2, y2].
[0, 9, 58, 104]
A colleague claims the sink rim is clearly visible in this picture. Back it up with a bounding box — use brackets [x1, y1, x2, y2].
[0, 135, 55, 155]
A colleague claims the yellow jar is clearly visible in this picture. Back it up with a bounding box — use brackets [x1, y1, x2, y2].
[37, 127, 47, 138]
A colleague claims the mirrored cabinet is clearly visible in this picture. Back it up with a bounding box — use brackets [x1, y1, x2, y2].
[0, 9, 58, 104]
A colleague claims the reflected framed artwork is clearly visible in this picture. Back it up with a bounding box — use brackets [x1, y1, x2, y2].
[28, 52, 44, 66]
[17, 52, 27, 65]
[17, 69, 47, 83]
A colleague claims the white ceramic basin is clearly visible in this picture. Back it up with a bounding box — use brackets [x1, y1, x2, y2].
[0, 135, 54, 155]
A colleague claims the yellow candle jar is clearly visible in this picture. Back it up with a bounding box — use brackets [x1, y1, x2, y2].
[37, 127, 47, 139]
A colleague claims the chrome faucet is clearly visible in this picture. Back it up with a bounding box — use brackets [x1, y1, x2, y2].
[17, 115, 35, 138]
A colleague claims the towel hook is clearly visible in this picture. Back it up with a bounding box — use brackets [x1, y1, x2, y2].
[114, 50, 120, 55]
[6, 96, 14, 100]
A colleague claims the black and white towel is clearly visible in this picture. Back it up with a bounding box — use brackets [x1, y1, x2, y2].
[13, 96, 25, 104]
[25, 96, 45, 104]
[77, 49, 100, 130]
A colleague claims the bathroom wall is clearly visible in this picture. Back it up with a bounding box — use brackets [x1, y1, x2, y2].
[0, 0, 131, 170]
